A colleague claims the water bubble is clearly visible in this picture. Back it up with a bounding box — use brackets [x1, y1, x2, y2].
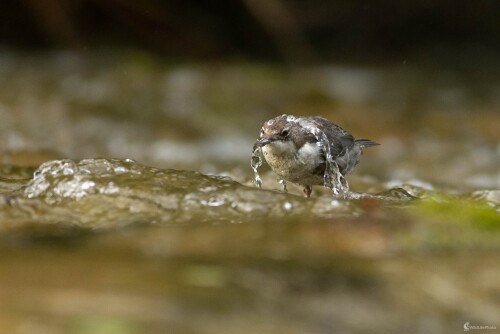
[207, 197, 225, 207]
[62, 167, 75, 176]
[53, 177, 96, 200]
[200, 196, 226, 207]
[113, 166, 129, 174]
[283, 201, 293, 211]
[80, 180, 96, 190]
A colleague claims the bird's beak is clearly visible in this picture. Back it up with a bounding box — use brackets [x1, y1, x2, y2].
[258, 137, 272, 147]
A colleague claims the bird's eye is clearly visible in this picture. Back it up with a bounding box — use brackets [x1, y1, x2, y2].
[281, 129, 289, 136]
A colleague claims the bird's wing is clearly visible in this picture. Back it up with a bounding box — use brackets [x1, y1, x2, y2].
[297, 116, 355, 158]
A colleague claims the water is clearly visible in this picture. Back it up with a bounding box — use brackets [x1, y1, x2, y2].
[0, 52, 498, 333]
[304, 122, 348, 196]
[1, 156, 497, 242]
[0, 157, 498, 333]
[0, 158, 430, 230]
[250, 140, 263, 189]
[286, 114, 350, 195]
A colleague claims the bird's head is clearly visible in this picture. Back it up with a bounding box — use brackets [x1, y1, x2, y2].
[258, 115, 294, 146]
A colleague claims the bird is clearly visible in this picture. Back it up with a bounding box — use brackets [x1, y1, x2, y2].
[255, 114, 379, 197]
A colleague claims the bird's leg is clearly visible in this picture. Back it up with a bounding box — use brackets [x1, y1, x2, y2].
[278, 178, 288, 192]
[303, 185, 312, 198]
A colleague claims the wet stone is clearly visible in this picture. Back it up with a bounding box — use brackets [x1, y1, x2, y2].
[3, 157, 496, 232]
[0, 158, 318, 229]
[0, 158, 443, 232]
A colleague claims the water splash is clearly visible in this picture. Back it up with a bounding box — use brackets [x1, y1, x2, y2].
[250, 141, 263, 189]
[294, 119, 349, 196]
[318, 130, 349, 196]
[24, 159, 137, 203]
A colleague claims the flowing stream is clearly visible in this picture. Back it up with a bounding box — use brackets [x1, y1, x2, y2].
[0, 52, 498, 334]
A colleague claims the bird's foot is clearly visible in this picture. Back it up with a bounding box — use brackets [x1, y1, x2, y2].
[303, 185, 312, 198]
[278, 178, 288, 192]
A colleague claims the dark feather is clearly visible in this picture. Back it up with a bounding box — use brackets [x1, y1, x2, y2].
[354, 139, 380, 148]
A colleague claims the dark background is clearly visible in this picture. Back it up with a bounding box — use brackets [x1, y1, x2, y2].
[2, 0, 499, 67]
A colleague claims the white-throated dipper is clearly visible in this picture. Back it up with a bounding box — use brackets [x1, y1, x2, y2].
[255, 114, 379, 197]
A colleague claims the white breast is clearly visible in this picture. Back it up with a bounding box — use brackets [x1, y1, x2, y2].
[296, 142, 323, 166]
[262, 141, 324, 185]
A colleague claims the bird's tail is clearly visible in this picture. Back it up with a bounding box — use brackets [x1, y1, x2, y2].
[355, 139, 379, 149]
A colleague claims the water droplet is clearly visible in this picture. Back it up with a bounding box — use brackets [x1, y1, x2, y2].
[201, 196, 225, 207]
[113, 166, 129, 174]
[80, 180, 95, 190]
